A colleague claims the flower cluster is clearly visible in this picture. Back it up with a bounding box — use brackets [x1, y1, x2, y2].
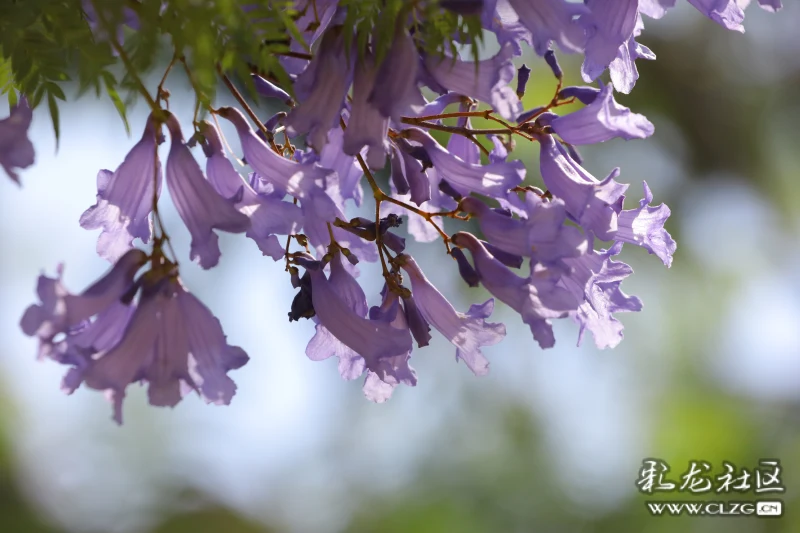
[12, 0, 780, 423]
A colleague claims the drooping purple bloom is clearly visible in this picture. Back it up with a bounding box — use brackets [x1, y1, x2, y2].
[317, 126, 364, 207]
[605, 13, 656, 93]
[452, 232, 580, 348]
[0, 96, 34, 184]
[285, 29, 353, 151]
[538, 133, 627, 241]
[559, 85, 602, 105]
[79, 273, 249, 424]
[300, 187, 377, 262]
[200, 121, 302, 260]
[368, 25, 426, 122]
[164, 114, 250, 269]
[686, 0, 745, 32]
[399, 255, 506, 376]
[461, 193, 587, 265]
[615, 181, 676, 267]
[580, 0, 640, 87]
[423, 43, 523, 120]
[559, 241, 642, 349]
[404, 128, 526, 198]
[638, 0, 676, 19]
[219, 106, 331, 199]
[482, 0, 535, 55]
[505, 0, 589, 55]
[343, 56, 389, 169]
[447, 103, 481, 166]
[20, 249, 147, 360]
[307, 254, 414, 384]
[391, 139, 432, 206]
[80, 113, 162, 262]
[550, 82, 654, 145]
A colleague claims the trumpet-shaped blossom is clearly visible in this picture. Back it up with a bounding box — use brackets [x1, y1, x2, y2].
[452, 232, 580, 348]
[80, 113, 162, 262]
[400, 255, 506, 376]
[201, 122, 301, 260]
[615, 181, 676, 267]
[20, 249, 148, 359]
[218, 106, 331, 199]
[0, 97, 34, 184]
[550, 82, 654, 145]
[344, 56, 389, 169]
[461, 192, 587, 266]
[580, 0, 640, 87]
[79, 273, 249, 424]
[505, 0, 589, 55]
[164, 114, 250, 269]
[538, 134, 627, 241]
[424, 43, 522, 120]
[368, 25, 425, 122]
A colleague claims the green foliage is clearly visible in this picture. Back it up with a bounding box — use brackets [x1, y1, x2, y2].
[0, 0, 484, 142]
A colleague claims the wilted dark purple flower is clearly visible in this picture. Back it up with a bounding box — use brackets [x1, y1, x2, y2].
[399, 255, 506, 376]
[0, 97, 34, 184]
[164, 114, 250, 269]
[615, 181, 676, 267]
[424, 43, 522, 120]
[80, 113, 162, 262]
[550, 82, 654, 145]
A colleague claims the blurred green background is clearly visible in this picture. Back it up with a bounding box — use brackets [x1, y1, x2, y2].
[1, 3, 799, 532]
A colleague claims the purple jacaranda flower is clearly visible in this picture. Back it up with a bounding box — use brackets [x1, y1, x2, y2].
[550, 82, 654, 145]
[544, 50, 563, 79]
[559, 241, 642, 349]
[482, 0, 534, 55]
[399, 254, 506, 375]
[391, 139, 432, 206]
[615, 181, 676, 267]
[461, 193, 587, 265]
[81, 0, 139, 46]
[343, 56, 389, 169]
[452, 232, 579, 348]
[200, 121, 302, 260]
[447, 103, 481, 166]
[252, 74, 293, 105]
[300, 187, 378, 262]
[404, 128, 526, 198]
[605, 12, 656, 93]
[278, 0, 339, 75]
[20, 249, 147, 360]
[0, 96, 34, 184]
[638, 0, 676, 18]
[307, 254, 414, 385]
[580, 0, 640, 87]
[505, 0, 589, 55]
[368, 25, 426, 122]
[538, 133, 627, 241]
[516, 63, 532, 97]
[318, 127, 364, 207]
[79, 272, 249, 424]
[423, 43, 522, 121]
[687, 0, 745, 32]
[80, 113, 162, 262]
[218, 106, 331, 199]
[285, 28, 353, 151]
[164, 114, 250, 269]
